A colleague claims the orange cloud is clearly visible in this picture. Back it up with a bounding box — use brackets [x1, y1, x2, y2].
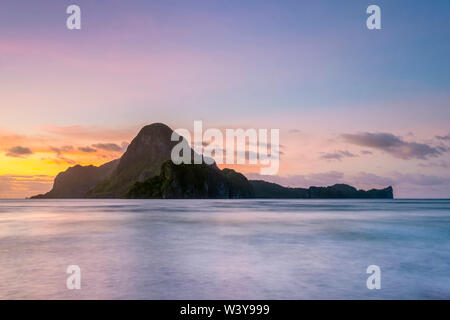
[42, 125, 139, 142]
[0, 174, 53, 199]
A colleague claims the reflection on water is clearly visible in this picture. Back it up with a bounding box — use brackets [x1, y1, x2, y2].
[0, 199, 449, 299]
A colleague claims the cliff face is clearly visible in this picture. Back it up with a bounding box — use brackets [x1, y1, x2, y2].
[126, 161, 255, 199]
[87, 123, 184, 198]
[250, 181, 393, 199]
[31, 160, 119, 199]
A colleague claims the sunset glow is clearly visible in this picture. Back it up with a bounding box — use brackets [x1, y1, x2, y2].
[1, 1, 449, 198]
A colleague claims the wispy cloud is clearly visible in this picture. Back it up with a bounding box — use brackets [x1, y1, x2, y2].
[0, 174, 53, 198]
[48, 146, 76, 164]
[436, 133, 450, 141]
[92, 143, 124, 152]
[79, 146, 97, 153]
[342, 132, 445, 160]
[320, 150, 357, 161]
[43, 125, 138, 141]
[419, 160, 449, 169]
[5, 146, 33, 158]
[50, 146, 74, 155]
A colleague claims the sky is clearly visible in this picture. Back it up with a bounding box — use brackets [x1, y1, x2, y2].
[1, 0, 450, 198]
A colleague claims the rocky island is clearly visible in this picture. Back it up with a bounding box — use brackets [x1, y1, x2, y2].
[32, 123, 393, 199]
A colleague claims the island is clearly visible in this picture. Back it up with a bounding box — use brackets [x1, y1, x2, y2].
[32, 123, 393, 199]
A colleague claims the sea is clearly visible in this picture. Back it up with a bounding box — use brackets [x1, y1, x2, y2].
[0, 199, 449, 299]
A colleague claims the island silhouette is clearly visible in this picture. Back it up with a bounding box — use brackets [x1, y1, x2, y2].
[32, 123, 393, 199]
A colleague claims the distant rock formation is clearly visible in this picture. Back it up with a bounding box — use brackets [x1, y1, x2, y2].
[31, 160, 119, 199]
[250, 180, 393, 199]
[31, 123, 394, 200]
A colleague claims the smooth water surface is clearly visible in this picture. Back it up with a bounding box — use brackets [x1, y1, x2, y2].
[0, 199, 449, 299]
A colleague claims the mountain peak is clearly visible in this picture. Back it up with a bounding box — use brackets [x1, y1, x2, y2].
[139, 122, 173, 132]
[88, 123, 184, 198]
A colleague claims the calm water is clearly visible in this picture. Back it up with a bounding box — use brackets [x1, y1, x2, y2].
[0, 199, 449, 300]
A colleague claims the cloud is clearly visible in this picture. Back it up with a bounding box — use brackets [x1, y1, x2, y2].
[5, 146, 33, 158]
[353, 171, 450, 188]
[50, 145, 73, 155]
[47, 145, 76, 164]
[0, 132, 47, 149]
[79, 146, 97, 153]
[320, 150, 357, 161]
[360, 150, 373, 155]
[392, 172, 450, 186]
[342, 132, 444, 160]
[0, 174, 54, 198]
[44, 125, 138, 142]
[92, 143, 123, 152]
[419, 160, 449, 169]
[351, 172, 395, 187]
[40, 156, 76, 165]
[436, 133, 450, 141]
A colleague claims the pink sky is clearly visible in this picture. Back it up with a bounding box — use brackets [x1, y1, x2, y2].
[1, 1, 449, 198]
